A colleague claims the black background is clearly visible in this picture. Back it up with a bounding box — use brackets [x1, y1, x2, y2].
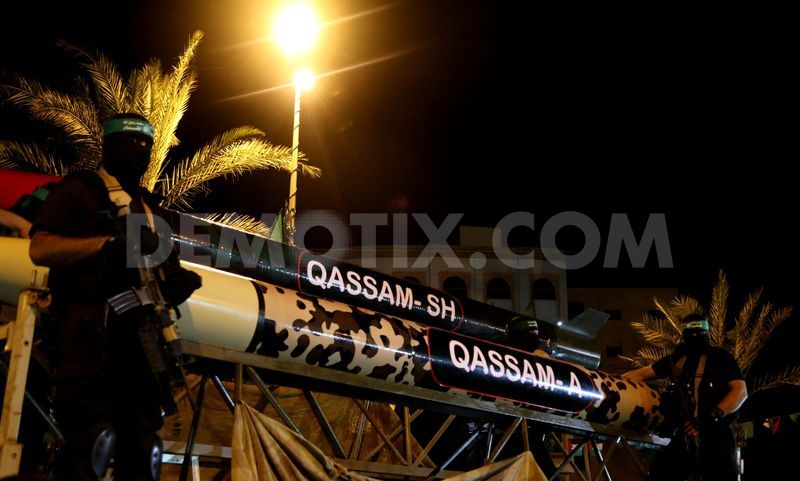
[2, 1, 798, 413]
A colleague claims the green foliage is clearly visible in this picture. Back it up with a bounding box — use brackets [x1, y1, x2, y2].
[1, 30, 320, 210]
[622, 271, 798, 395]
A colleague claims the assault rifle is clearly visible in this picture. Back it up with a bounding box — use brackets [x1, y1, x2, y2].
[667, 355, 703, 481]
[106, 204, 189, 416]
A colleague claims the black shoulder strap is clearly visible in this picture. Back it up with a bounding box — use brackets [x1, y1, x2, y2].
[693, 355, 707, 418]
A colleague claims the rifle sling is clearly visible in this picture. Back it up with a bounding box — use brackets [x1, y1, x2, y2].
[673, 354, 708, 419]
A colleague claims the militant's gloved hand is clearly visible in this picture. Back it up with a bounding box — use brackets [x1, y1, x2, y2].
[159, 267, 202, 306]
[708, 406, 725, 424]
[683, 419, 701, 437]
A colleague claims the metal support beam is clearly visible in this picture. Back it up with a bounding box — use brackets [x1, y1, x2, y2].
[548, 435, 589, 481]
[621, 436, 649, 478]
[183, 341, 668, 449]
[350, 400, 369, 460]
[424, 425, 483, 481]
[353, 399, 408, 465]
[404, 406, 412, 465]
[244, 366, 303, 436]
[591, 437, 618, 481]
[234, 364, 243, 405]
[174, 375, 202, 406]
[0, 359, 64, 446]
[488, 417, 522, 463]
[484, 422, 495, 464]
[412, 414, 455, 468]
[337, 459, 460, 480]
[584, 439, 592, 481]
[303, 390, 346, 458]
[521, 419, 530, 452]
[254, 393, 269, 412]
[212, 376, 235, 414]
[364, 409, 429, 465]
[179, 373, 209, 481]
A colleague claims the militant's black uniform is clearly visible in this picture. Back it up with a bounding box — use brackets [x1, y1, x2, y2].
[30, 112, 202, 480]
[31, 170, 182, 480]
[648, 344, 743, 481]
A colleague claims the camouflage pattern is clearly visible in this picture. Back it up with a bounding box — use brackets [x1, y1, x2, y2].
[242, 281, 665, 433]
[0, 238, 665, 435]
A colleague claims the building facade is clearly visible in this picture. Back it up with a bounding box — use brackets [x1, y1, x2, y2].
[336, 226, 677, 371]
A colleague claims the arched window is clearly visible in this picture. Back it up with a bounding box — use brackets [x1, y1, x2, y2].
[443, 276, 468, 298]
[486, 278, 511, 300]
[531, 279, 556, 300]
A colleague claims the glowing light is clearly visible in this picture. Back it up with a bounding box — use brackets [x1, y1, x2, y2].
[557, 321, 563, 327]
[293, 68, 315, 91]
[273, 3, 320, 56]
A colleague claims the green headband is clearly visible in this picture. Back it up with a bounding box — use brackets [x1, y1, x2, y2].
[682, 319, 709, 331]
[103, 118, 154, 139]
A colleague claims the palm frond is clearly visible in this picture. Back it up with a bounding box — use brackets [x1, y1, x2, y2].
[143, 31, 203, 190]
[620, 345, 673, 368]
[737, 288, 763, 333]
[734, 288, 763, 364]
[630, 311, 681, 346]
[163, 126, 264, 192]
[0, 158, 17, 170]
[56, 40, 126, 119]
[169, 30, 204, 90]
[709, 270, 729, 347]
[640, 277, 794, 397]
[669, 295, 703, 322]
[0, 140, 67, 175]
[738, 302, 774, 375]
[764, 306, 793, 340]
[145, 72, 196, 190]
[125, 59, 163, 119]
[200, 212, 272, 237]
[749, 365, 800, 395]
[1, 75, 102, 166]
[653, 297, 681, 332]
[162, 130, 295, 209]
[72, 75, 93, 100]
[297, 160, 322, 178]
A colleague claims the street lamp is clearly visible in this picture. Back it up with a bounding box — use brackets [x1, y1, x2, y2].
[286, 68, 314, 244]
[273, 2, 320, 245]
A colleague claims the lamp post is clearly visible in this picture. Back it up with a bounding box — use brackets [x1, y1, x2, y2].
[287, 69, 314, 244]
[273, 2, 319, 245]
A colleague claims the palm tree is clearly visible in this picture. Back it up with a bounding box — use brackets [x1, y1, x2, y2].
[0, 30, 320, 212]
[622, 271, 799, 396]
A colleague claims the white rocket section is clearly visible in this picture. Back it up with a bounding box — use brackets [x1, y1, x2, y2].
[174, 263, 259, 353]
[0, 238, 259, 352]
[0, 238, 48, 304]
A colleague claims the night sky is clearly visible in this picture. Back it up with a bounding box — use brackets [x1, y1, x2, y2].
[2, 2, 798, 385]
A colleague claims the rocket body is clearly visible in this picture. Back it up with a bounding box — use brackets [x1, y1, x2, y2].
[171, 213, 510, 341]
[0, 170, 588, 353]
[0, 237, 664, 433]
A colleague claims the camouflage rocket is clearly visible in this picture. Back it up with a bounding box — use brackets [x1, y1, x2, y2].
[1, 170, 598, 364]
[0, 237, 665, 434]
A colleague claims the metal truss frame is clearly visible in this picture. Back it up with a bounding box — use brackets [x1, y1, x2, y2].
[169, 340, 666, 480]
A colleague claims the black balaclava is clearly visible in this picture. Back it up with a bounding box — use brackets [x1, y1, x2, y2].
[681, 314, 710, 354]
[102, 113, 154, 192]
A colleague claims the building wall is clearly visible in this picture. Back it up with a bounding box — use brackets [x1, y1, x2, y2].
[567, 287, 679, 371]
[348, 251, 569, 321]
